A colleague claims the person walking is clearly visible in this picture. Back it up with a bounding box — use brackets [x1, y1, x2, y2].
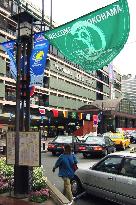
[52, 144, 78, 203]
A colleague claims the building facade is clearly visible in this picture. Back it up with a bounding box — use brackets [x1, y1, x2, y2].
[79, 98, 136, 133]
[0, 0, 122, 130]
[122, 74, 136, 109]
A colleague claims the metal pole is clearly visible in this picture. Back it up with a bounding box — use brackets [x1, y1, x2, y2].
[11, 0, 13, 16]
[14, 2, 30, 196]
[42, 0, 44, 21]
[25, 21, 34, 194]
[20, 41, 27, 131]
[50, 0, 52, 29]
[14, 4, 21, 196]
[25, 18, 33, 132]
[100, 102, 105, 134]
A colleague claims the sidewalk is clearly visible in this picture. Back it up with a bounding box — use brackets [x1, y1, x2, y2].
[0, 196, 35, 205]
[0, 196, 56, 205]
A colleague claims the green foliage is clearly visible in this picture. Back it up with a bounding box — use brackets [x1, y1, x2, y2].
[32, 166, 47, 191]
[0, 157, 14, 179]
[0, 157, 13, 193]
[0, 157, 49, 202]
[29, 189, 49, 203]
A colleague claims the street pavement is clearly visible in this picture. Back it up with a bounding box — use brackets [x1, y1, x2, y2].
[41, 152, 116, 205]
[41, 141, 136, 205]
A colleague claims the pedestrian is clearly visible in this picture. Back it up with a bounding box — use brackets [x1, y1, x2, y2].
[44, 130, 48, 140]
[52, 144, 78, 203]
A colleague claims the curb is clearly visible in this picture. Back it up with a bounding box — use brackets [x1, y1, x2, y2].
[46, 180, 70, 205]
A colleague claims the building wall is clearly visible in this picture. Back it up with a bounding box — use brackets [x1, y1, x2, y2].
[0, 0, 122, 124]
[122, 77, 136, 108]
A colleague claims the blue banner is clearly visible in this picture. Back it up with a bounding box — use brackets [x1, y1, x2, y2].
[30, 32, 49, 86]
[1, 40, 17, 79]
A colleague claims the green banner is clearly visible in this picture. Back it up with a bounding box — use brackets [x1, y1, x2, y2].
[44, 0, 130, 72]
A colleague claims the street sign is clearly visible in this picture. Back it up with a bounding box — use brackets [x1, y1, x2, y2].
[6, 132, 41, 167]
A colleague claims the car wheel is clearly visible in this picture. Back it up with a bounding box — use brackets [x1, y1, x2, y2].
[83, 153, 88, 158]
[52, 151, 56, 156]
[71, 177, 83, 197]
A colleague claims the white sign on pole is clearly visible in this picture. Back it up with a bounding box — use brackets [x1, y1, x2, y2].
[6, 132, 40, 167]
[6, 132, 15, 165]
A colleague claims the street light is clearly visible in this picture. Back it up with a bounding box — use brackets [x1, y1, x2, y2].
[12, 6, 38, 196]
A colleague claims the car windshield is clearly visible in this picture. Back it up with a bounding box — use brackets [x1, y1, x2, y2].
[110, 135, 123, 139]
[85, 136, 104, 144]
[103, 132, 112, 136]
[54, 136, 72, 143]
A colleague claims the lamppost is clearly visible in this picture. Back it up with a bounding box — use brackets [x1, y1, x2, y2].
[12, 6, 38, 197]
[13, 0, 52, 196]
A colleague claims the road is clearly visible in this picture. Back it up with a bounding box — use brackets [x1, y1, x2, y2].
[41, 152, 117, 205]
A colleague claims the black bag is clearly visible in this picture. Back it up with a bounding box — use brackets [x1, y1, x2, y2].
[73, 163, 78, 172]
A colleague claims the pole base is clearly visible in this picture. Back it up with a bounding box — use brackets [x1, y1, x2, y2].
[10, 191, 28, 199]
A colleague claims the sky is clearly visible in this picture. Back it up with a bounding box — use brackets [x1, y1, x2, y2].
[31, 0, 136, 76]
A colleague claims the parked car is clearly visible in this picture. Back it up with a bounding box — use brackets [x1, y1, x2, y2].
[124, 131, 134, 143]
[47, 135, 79, 155]
[71, 151, 136, 205]
[131, 132, 136, 143]
[78, 135, 116, 158]
[109, 133, 130, 150]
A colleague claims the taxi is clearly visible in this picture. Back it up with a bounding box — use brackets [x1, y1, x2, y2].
[109, 133, 130, 150]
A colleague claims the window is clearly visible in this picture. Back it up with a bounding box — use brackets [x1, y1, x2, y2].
[86, 137, 104, 144]
[120, 158, 136, 178]
[93, 156, 123, 174]
[54, 136, 72, 143]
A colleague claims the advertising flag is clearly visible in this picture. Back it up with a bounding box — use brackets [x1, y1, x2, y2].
[39, 107, 46, 115]
[1, 40, 17, 79]
[78, 113, 83, 120]
[52, 109, 59, 117]
[63, 111, 68, 118]
[44, 0, 130, 72]
[30, 32, 49, 87]
[71, 112, 77, 119]
[86, 114, 91, 120]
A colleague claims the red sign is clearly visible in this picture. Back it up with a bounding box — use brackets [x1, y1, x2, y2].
[93, 115, 98, 125]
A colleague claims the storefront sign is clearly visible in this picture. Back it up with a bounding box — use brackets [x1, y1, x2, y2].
[54, 62, 95, 86]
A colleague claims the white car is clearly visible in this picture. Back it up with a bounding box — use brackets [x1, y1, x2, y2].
[71, 151, 136, 205]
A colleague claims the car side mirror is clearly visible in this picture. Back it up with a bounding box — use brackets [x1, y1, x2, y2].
[90, 163, 97, 170]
